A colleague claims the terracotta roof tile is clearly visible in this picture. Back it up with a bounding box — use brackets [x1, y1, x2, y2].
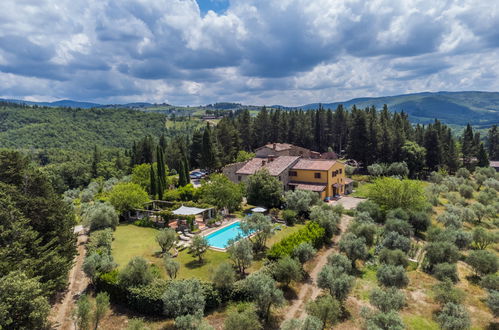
[291, 159, 337, 171]
[289, 182, 326, 192]
[236, 156, 300, 176]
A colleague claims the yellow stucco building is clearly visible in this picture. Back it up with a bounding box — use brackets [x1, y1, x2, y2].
[288, 159, 346, 200]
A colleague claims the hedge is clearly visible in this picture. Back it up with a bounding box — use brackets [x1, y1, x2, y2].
[267, 222, 325, 260]
[95, 271, 220, 316]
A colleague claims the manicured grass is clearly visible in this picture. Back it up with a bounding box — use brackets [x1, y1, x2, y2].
[112, 224, 234, 281]
[175, 249, 230, 281]
[112, 224, 161, 270]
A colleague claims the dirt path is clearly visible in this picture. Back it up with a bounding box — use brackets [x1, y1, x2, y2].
[283, 215, 353, 321]
[49, 232, 89, 330]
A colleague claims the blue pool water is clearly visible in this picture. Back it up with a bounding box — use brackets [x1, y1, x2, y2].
[205, 221, 248, 249]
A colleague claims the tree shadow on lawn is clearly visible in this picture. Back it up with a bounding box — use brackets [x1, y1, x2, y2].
[280, 285, 299, 301]
[185, 259, 207, 269]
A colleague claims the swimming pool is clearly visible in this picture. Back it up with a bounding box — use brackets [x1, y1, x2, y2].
[205, 221, 248, 249]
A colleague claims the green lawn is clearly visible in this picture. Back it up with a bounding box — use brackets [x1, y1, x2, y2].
[112, 222, 305, 281]
[351, 182, 372, 198]
[112, 224, 232, 281]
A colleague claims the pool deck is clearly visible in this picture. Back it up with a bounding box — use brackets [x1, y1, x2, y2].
[200, 218, 241, 252]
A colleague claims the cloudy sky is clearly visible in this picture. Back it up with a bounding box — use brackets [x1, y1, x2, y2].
[0, 0, 498, 106]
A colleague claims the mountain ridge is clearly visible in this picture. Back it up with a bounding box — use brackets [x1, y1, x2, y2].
[2, 90, 499, 126]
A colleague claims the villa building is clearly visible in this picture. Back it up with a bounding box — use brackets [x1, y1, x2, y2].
[223, 143, 351, 200]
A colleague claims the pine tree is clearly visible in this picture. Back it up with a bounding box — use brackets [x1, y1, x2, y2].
[477, 143, 490, 167]
[424, 124, 443, 172]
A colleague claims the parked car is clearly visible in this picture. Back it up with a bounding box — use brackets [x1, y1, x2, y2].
[189, 171, 203, 179]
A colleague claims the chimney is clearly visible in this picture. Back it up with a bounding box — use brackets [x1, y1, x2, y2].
[273, 143, 277, 150]
[269, 157, 274, 162]
[261, 160, 266, 166]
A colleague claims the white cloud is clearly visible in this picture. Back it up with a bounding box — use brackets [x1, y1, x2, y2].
[0, 0, 499, 105]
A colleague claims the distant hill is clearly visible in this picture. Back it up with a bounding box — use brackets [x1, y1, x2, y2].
[3, 91, 499, 126]
[288, 91, 499, 127]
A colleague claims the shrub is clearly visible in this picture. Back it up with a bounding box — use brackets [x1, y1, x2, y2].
[481, 274, 499, 291]
[386, 208, 409, 222]
[369, 288, 405, 312]
[267, 222, 325, 259]
[456, 168, 470, 179]
[366, 177, 427, 212]
[164, 256, 180, 279]
[356, 200, 383, 223]
[487, 290, 499, 317]
[282, 209, 298, 226]
[433, 263, 459, 282]
[433, 280, 465, 305]
[436, 303, 470, 330]
[86, 228, 114, 255]
[224, 303, 261, 330]
[458, 185, 474, 199]
[127, 279, 168, 315]
[292, 242, 317, 264]
[376, 265, 409, 288]
[378, 249, 408, 268]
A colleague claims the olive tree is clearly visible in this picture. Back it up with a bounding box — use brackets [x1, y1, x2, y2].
[339, 233, 368, 267]
[224, 303, 261, 330]
[164, 256, 180, 279]
[369, 288, 405, 312]
[243, 273, 285, 321]
[240, 213, 273, 251]
[83, 202, 119, 231]
[118, 256, 155, 287]
[162, 279, 206, 318]
[292, 242, 316, 264]
[317, 265, 354, 302]
[376, 265, 409, 288]
[436, 303, 470, 330]
[273, 256, 303, 287]
[227, 239, 253, 274]
[467, 250, 498, 276]
[305, 294, 341, 329]
[189, 235, 209, 262]
[156, 228, 178, 255]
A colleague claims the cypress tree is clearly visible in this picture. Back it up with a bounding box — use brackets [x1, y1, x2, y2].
[462, 123, 475, 169]
[150, 166, 157, 198]
[91, 145, 101, 178]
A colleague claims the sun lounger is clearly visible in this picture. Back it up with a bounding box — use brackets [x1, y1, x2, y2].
[179, 235, 190, 241]
[184, 232, 195, 238]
